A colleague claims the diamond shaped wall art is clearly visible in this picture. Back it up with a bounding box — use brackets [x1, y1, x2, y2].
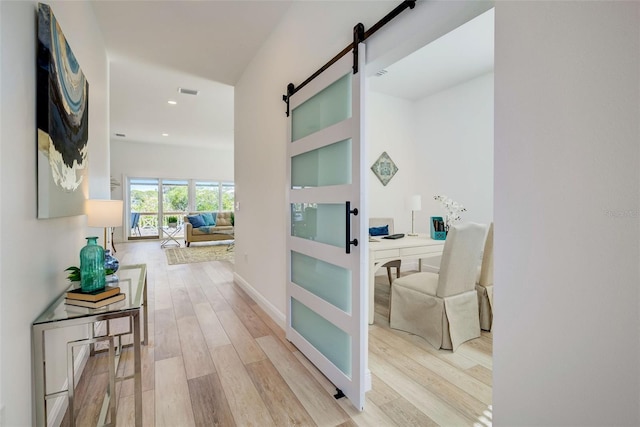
[370, 151, 398, 186]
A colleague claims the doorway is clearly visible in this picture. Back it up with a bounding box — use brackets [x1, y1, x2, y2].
[363, 7, 495, 423]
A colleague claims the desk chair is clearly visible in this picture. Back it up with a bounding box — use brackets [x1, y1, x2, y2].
[390, 223, 485, 351]
[369, 217, 401, 285]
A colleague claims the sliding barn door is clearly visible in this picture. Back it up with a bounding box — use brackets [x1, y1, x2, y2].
[286, 45, 367, 410]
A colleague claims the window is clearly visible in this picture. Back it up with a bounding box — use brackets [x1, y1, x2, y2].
[195, 181, 219, 211]
[129, 178, 160, 239]
[162, 179, 189, 226]
[221, 182, 235, 211]
[194, 181, 235, 212]
[127, 177, 234, 240]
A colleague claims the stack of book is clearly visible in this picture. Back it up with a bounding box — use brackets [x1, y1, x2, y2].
[64, 285, 125, 308]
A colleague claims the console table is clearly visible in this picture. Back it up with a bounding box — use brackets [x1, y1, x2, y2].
[32, 264, 148, 427]
[369, 235, 445, 324]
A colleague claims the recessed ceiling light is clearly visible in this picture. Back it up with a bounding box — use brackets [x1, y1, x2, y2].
[178, 87, 199, 96]
[167, 100, 177, 105]
[162, 133, 169, 137]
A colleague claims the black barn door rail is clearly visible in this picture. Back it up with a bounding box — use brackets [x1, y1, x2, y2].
[282, 0, 416, 116]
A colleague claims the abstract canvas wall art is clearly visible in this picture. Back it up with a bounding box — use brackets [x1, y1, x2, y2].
[37, 3, 89, 218]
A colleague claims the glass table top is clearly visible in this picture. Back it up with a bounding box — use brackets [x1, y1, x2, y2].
[33, 264, 147, 326]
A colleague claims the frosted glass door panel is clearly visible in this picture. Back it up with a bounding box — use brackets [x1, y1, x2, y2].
[291, 251, 351, 312]
[290, 203, 344, 247]
[286, 47, 365, 411]
[291, 74, 351, 142]
[291, 298, 351, 377]
[291, 139, 352, 188]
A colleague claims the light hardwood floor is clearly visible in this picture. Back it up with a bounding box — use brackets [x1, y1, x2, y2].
[63, 240, 492, 426]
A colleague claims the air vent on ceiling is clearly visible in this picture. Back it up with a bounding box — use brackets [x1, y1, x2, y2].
[115, 133, 126, 137]
[178, 87, 199, 96]
[375, 69, 388, 77]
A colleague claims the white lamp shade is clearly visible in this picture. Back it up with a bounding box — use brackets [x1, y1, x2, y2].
[86, 199, 123, 227]
[411, 195, 422, 211]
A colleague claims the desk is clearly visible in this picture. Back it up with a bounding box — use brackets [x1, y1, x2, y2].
[369, 235, 445, 324]
[32, 264, 148, 427]
[161, 225, 182, 248]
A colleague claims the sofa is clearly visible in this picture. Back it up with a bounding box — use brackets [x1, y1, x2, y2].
[183, 211, 234, 246]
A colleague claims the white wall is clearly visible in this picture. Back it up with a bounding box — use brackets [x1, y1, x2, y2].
[367, 91, 417, 233]
[110, 140, 233, 183]
[494, 1, 639, 425]
[110, 140, 234, 241]
[413, 72, 494, 228]
[368, 72, 494, 235]
[0, 1, 109, 425]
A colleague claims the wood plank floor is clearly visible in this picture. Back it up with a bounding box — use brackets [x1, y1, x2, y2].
[62, 241, 492, 426]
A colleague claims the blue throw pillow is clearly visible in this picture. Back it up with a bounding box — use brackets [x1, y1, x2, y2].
[187, 214, 205, 228]
[201, 212, 216, 226]
[369, 225, 389, 236]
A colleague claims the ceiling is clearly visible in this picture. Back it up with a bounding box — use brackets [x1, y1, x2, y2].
[369, 8, 494, 101]
[91, 2, 493, 150]
[92, 0, 293, 149]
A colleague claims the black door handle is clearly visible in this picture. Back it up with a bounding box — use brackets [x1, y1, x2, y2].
[345, 201, 358, 254]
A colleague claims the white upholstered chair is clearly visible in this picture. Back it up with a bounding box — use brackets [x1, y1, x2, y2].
[369, 218, 401, 285]
[389, 222, 486, 351]
[476, 223, 494, 331]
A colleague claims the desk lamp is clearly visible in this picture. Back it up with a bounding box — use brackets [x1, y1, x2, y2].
[409, 194, 422, 236]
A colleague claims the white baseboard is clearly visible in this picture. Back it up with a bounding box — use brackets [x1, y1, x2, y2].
[48, 344, 90, 427]
[233, 272, 286, 329]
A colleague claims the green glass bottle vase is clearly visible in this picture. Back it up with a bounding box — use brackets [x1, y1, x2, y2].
[80, 236, 105, 292]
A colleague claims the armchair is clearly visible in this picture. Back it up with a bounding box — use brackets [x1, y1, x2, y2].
[476, 223, 494, 331]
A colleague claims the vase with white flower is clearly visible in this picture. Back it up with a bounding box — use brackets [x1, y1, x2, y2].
[434, 195, 466, 233]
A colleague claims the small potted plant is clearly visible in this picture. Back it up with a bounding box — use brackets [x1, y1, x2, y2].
[166, 215, 178, 228]
[65, 266, 116, 283]
[65, 266, 81, 283]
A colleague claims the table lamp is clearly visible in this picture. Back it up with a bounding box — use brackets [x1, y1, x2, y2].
[86, 199, 123, 252]
[409, 194, 422, 236]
